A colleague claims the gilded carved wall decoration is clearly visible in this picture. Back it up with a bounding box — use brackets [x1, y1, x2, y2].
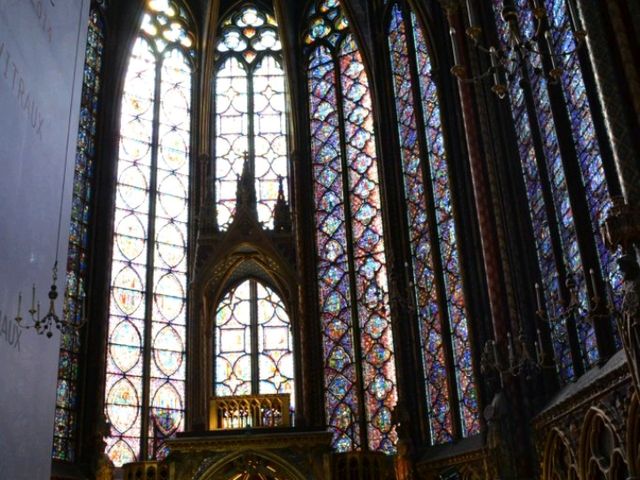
[191, 450, 308, 480]
[577, 408, 629, 479]
[535, 364, 637, 480]
[541, 429, 578, 480]
[627, 393, 640, 477]
[415, 445, 494, 480]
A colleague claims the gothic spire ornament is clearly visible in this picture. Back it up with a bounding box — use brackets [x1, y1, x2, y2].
[273, 176, 291, 232]
[235, 151, 258, 222]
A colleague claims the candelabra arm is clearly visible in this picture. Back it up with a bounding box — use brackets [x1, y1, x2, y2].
[452, 2, 587, 98]
[13, 263, 88, 338]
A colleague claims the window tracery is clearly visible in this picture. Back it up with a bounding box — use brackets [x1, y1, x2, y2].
[305, 0, 398, 454]
[387, 2, 479, 443]
[103, 0, 194, 466]
[214, 5, 288, 230]
[491, 0, 621, 382]
[214, 279, 294, 402]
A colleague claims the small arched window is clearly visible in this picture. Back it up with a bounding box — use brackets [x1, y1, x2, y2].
[214, 5, 288, 230]
[386, 2, 479, 444]
[103, 0, 195, 466]
[214, 279, 294, 402]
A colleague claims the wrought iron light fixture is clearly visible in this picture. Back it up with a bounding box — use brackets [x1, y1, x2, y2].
[533, 268, 620, 354]
[481, 327, 543, 379]
[450, 0, 587, 98]
[14, 261, 87, 338]
[481, 268, 621, 380]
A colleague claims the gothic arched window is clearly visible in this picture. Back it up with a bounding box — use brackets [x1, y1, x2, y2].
[387, 2, 480, 444]
[491, 0, 620, 382]
[103, 0, 194, 466]
[53, 3, 106, 462]
[305, 0, 398, 454]
[214, 279, 294, 401]
[214, 5, 288, 230]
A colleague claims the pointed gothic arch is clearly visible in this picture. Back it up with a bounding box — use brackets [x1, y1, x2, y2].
[102, 0, 197, 466]
[194, 450, 307, 480]
[303, 0, 399, 454]
[578, 407, 629, 479]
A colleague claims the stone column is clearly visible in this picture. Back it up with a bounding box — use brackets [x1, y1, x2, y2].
[584, 0, 640, 396]
[577, 0, 640, 204]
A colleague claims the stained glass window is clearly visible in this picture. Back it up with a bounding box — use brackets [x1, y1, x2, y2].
[52, 3, 106, 462]
[541, 0, 622, 339]
[491, 0, 620, 381]
[214, 279, 294, 403]
[387, 3, 479, 444]
[104, 0, 194, 466]
[214, 5, 288, 230]
[305, 0, 398, 454]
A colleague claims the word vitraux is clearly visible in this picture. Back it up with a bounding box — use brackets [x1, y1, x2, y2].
[0, 312, 22, 352]
[0, 40, 45, 140]
[29, 0, 56, 44]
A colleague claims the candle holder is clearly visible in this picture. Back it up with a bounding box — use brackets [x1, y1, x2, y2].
[481, 327, 544, 380]
[450, 1, 587, 99]
[14, 262, 87, 338]
[12, 0, 90, 341]
[479, 267, 614, 380]
[525, 268, 623, 378]
[534, 268, 618, 333]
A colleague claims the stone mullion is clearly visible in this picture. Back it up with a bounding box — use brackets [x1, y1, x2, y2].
[607, 1, 640, 142]
[430, 0, 494, 433]
[597, 0, 640, 402]
[462, 3, 532, 409]
[293, 49, 325, 428]
[463, 6, 518, 337]
[578, 1, 640, 206]
[446, 9, 510, 375]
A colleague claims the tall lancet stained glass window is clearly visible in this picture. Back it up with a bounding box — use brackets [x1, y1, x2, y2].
[214, 5, 288, 230]
[305, 0, 398, 454]
[104, 0, 194, 466]
[387, 3, 479, 444]
[214, 279, 294, 404]
[491, 0, 620, 383]
[53, 3, 106, 462]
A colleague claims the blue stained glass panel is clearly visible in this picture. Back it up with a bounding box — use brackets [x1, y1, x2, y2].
[492, 0, 599, 377]
[307, 0, 397, 453]
[387, 4, 479, 443]
[411, 11, 479, 438]
[309, 45, 361, 452]
[543, 0, 621, 347]
[54, 6, 105, 461]
[388, 6, 451, 443]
